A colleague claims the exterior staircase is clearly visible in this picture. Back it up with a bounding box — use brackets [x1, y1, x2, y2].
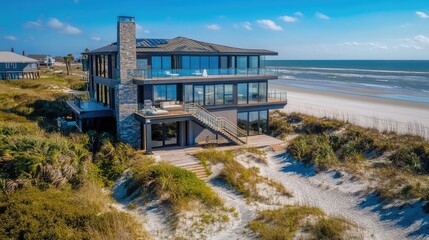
[184, 103, 247, 145]
[152, 148, 208, 180]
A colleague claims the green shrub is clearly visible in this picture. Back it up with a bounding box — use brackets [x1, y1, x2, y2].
[309, 216, 351, 240]
[129, 162, 223, 212]
[0, 187, 147, 240]
[288, 134, 338, 170]
[248, 205, 323, 240]
[390, 147, 423, 173]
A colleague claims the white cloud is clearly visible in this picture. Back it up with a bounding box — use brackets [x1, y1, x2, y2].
[294, 11, 303, 17]
[279, 16, 298, 23]
[257, 19, 283, 31]
[414, 35, 429, 44]
[135, 23, 150, 34]
[344, 41, 388, 49]
[316, 12, 330, 20]
[400, 44, 423, 50]
[242, 22, 252, 30]
[91, 37, 101, 41]
[4, 35, 17, 41]
[47, 17, 82, 34]
[23, 20, 42, 29]
[416, 11, 429, 19]
[136, 23, 143, 31]
[207, 24, 221, 30]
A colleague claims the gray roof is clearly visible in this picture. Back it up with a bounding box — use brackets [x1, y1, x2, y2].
[0, 52, 38, 63]
[87, 37, 277, 55]
[28, 54, 51, 59]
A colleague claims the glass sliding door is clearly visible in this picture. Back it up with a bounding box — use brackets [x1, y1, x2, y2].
[248, 111, 259, 136]
[224, 84, 233, 104]
[184, 85, 193, 103]
[205, 85, 215, 106]
[151, 124, 164, 148]
[248, 82, 259, 103]
[164, 122, 177, 146]
[151, 122, 178, 148]
[237, 112, 248, 134]
[259, 110, 268, 134]
[153, 84, 177, 107]
[215, 84, 224, 105]
[237, 83, 248, 104]
[194, 85, 204, 105]
[259, 82, 267, 103]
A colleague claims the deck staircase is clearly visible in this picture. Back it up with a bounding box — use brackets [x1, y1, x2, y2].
[184, 103, 247, 145]
[152, 148, 208, 180]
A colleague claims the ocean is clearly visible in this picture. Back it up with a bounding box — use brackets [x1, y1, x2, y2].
[266, 60, 429, 104]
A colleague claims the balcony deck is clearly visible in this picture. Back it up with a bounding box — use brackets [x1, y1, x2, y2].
[131, 68, 279, 84]
[67, 100, 114, 118]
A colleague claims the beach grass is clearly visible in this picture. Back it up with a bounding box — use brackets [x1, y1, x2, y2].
[195, 148, 292, 202]
[273, 111, 429, 201]
[248, 205, 357, 240]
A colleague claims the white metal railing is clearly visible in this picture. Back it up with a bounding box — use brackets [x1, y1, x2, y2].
[268, 89, 288, 102]
[129, 68, 279, 79]
[184, 103, 247, 144]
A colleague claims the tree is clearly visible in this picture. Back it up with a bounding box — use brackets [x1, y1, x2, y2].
[63, 54, 74, 75]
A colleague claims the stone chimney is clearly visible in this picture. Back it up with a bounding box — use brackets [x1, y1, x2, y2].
[115, 16, 141, 148]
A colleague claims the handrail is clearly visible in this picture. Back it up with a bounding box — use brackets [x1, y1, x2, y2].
[184, 103, 247, 144]
[129, 68, 279, 79]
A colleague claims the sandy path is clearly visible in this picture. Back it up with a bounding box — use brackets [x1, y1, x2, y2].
[258, 151, 425, 240]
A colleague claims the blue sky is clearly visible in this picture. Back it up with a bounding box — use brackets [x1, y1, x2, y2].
[0, 0, 428, 59]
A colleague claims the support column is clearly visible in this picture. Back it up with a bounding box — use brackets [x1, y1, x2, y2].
[145, 122, 152, 153]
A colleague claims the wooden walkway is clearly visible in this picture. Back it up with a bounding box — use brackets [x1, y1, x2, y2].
[152, 135, 284, 180]
[152, 147, 208, 180]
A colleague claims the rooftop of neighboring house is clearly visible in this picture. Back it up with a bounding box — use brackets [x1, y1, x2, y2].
[87, 37, 278, 56]
[0, 52, 38, 63]
[27, 54, 52, 59]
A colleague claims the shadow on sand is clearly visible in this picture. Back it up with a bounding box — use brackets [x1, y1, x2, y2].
[275, 152, 317, 177]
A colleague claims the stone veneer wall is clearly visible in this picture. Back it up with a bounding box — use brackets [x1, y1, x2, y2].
[115, 18, 141, 148]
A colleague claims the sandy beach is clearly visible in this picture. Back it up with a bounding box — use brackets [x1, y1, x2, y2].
[271, 82, 429, 138]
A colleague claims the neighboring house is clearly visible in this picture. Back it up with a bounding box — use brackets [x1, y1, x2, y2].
[28, 54, 55, 66]
[67, 16, 287, 152]
[0, 52, 39, 80]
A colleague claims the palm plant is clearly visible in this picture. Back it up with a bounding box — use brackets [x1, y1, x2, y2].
[63, 54, 74, 75]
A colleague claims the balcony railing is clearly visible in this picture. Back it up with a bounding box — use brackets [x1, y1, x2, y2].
[268, 89, 288, 102]
[129, 68, 279, 80]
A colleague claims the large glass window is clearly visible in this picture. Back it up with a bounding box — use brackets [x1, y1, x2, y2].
[151, 122, 178, 148]
[259, 110, 268, 134]
[191, 56, 200, 69]
[238, 83, 248, 104]
[194, 85, 204, 105]
[153, 84, 177, 106]
[209, 56, 219, 69]
[215, 85, 224, 105]
[249, 56, 259, 68]
[184, 85, 193, 103]
[205, 85, 215, 106]
[152, 56, 162, 69]
[237, 112, 248, 133]
[224, 84, 233, 104]
[237, 110, 268, 136]
[237, 56, 248, 69]
[137, 59, 148, 69]
[182, 56, 190, 69]
[162, 56, 171, 69]
[248, 82, 259, 103]
[259, 82, 267, 103]
[230, 56, 236, 68]
[200, 56, 209, 69]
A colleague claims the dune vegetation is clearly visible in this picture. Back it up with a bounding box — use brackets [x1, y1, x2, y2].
[248, 205, 360, 240]
[270, 110, 429, 202]
[0, 67, 149, 239]
[196, 148, 292, 202]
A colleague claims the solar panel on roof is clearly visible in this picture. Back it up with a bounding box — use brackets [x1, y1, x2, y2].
[135, 39, 169, 48]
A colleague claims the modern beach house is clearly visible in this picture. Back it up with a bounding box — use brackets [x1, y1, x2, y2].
[68, 16, 287, 152]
